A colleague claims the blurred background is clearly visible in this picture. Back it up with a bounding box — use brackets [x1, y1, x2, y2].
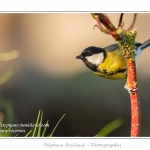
[0, 13, 150, 137]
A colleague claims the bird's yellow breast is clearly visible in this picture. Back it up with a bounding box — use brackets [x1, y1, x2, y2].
[94, 49, 127, 79]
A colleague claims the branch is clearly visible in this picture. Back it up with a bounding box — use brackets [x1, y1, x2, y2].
[118, 13, 124, 27]
[118, 30, 140, 136]
[91, 13, 140, 137]
[126, 13, 137, 31]
[91, 13, 116, 31]
[91, 13, 123, 40]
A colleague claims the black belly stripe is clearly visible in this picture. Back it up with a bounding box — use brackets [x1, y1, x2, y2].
[97, 68, 127, 76]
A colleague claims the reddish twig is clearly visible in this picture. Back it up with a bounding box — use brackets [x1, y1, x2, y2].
[118, 13, 140, 136]
[91, 13, 140, 137]
[126, 13, 137, 31]
[127, 56, 140, 136]
[91, 13, 122, 40]
[118, 13, 124, 27]
[92, 13, 116, 31]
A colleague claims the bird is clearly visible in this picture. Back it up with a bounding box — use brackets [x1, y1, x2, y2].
[76, 39, 150, 80]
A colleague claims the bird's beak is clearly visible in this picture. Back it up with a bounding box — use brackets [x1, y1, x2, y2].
[76, 55, 84, 59]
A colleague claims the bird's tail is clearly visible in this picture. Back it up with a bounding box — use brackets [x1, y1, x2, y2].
[135, 39, 150, 66]
[138, 39, 150, 50]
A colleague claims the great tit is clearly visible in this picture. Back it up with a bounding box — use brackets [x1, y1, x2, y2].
[76, 39, 150, 79]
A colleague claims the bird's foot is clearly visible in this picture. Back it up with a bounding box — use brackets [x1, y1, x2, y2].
[124, 84, 138, 94]
[122, 53, 130, 59]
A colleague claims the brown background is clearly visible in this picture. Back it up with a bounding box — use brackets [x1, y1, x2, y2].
[1, 13, 150, 136]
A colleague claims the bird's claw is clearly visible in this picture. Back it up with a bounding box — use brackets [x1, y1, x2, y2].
[124, 84, 138, 94]
[122, 53, 130, 59]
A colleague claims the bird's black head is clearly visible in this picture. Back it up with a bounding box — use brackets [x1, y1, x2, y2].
[76, 46, 106, 72]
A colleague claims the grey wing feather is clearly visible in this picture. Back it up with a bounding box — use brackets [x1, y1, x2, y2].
[104, 42, 142, 52]
[103, 43, 120, 52]
[104, 40, 150, 51]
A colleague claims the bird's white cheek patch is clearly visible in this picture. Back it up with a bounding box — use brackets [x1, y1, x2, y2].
[85, 53, 104, 66]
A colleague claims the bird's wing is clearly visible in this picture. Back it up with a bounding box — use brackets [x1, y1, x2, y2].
[136, 39, 150, 50]
[103, 43, 120, 52]
[104, 42, 142, 53]
[135, 42, 142, 48]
